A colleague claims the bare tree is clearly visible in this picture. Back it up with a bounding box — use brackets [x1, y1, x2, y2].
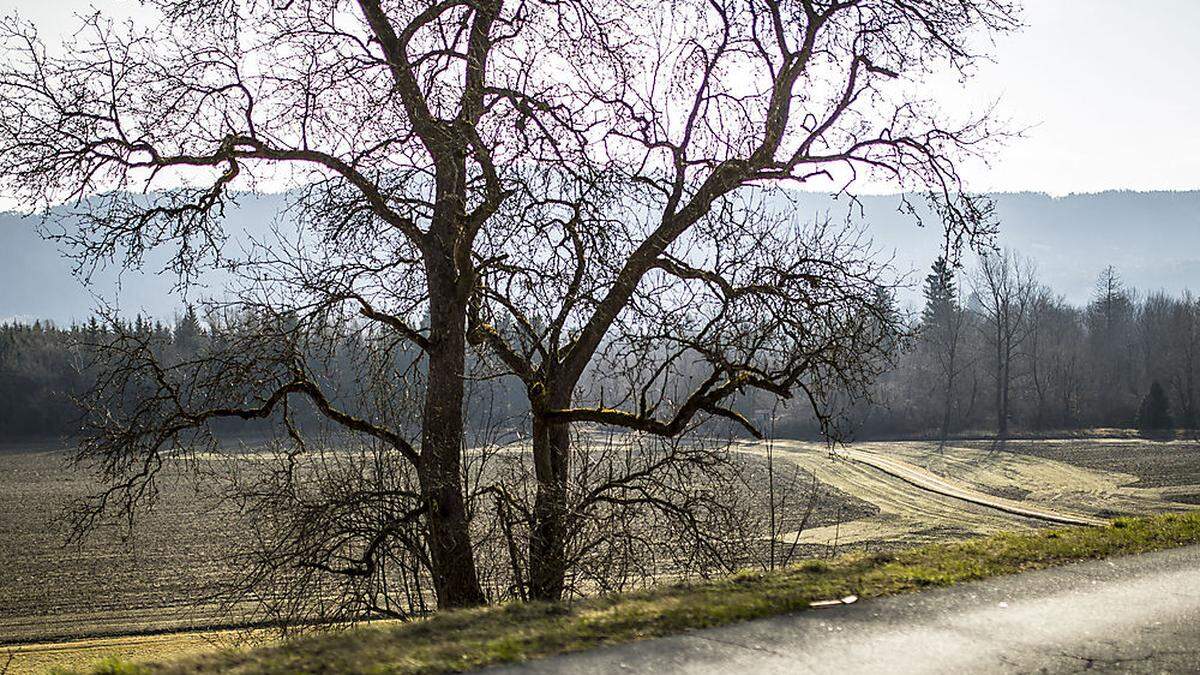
[1022, 290, 1084, 429]
[972, 249, 1038, 437]
[466, 2, 1018, 599]
[0, 0, 611, 609]
[0, 0, 1019, 614]
[1139, 290, 1200, 428]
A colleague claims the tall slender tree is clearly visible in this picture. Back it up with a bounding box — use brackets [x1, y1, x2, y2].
[921, 256, 970, 438]
[1085, 266, 1138, 426]
[973, 250, 1038, 437]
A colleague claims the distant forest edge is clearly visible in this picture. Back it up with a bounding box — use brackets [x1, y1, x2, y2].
[2, 255, 1197, 441]
[0, 306, 522, 440]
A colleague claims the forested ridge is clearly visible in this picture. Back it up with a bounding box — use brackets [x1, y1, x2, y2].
[9, 190, 1200, 326]
[3, 257, 1196, 441]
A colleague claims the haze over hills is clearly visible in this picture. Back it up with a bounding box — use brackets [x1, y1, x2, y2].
[0, 194, 286, 324]
[810, 190, 1200, 309]
[2, 190, 1199, 324]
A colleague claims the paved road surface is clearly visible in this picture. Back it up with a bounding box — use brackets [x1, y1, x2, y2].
[492, 545, 1200, 674]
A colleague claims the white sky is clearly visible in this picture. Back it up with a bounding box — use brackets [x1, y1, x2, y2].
[953, 0, 1200, 194]
[1, 0, 1198, 195]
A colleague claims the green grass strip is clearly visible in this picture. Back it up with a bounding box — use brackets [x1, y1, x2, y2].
[84, 511, 1200, 675]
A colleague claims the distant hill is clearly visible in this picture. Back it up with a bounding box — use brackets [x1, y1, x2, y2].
[0, 194, 286, 323]
[823, 191, 1200, 309]
[3, 190, 1199, 323]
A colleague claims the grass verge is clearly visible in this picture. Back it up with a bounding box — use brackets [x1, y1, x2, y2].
[75, 511, 1200, 675]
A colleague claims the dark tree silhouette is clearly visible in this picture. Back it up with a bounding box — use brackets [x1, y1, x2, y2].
[923, 257, 958, 326]
[1138, 381, 1174, 434]
[920, 256, 970, 439]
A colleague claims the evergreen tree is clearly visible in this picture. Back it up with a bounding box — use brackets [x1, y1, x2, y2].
[922, 255, 958, 327]
[1085, 266, 1138, 425]
[173, 304, 205, 354]
[1137, 381, 1174, 432]
[917, 256, 972, 437]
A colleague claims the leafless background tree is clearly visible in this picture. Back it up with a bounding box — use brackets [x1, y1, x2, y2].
[973, 250, 1038, 438]
[827, 252, 1200, 440]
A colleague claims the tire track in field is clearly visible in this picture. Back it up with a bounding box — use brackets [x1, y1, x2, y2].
[733, 441, 1078, 548]
[840, 448, 1109, 527]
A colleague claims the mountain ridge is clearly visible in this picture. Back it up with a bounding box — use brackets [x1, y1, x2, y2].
[3, 190, 1198, 322]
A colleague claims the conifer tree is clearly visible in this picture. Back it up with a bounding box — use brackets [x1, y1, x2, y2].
[922, 256, 958, 327]
[1138, 381, 1174, 432]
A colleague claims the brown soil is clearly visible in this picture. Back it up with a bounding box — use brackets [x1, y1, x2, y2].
[977, 438, 1200, 488]
[0, 442, 873, 645]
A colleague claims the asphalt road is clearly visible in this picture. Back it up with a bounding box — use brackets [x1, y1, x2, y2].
[491, 545, 1200, 674]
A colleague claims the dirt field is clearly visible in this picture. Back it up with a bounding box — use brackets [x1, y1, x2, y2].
[0, 442, 250, 646]
[889, 438, 1200, 514]
[3, 436, 1199, 673]
[0, 440, 872, 650]
[983, 438, 1200, 488]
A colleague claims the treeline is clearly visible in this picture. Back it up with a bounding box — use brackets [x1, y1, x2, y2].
[0, 320, 93, 437]
[4, 255, 1200, 441]
[833, 254, 1199, 437]
[0, 307, 528, 440]
[0, 311, 207, 437]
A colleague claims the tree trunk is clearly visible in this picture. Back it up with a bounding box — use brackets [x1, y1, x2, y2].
[420, 266, 487, 609]
[995, 336, 1006, 437]
[528, 391, 572, 602]
[999, 345, 1011, 437]
[940, 342, 957, 440]
[941, 374, 954, 440]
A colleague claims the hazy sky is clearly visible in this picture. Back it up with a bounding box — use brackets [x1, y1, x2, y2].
[0, 0, 1198, 195]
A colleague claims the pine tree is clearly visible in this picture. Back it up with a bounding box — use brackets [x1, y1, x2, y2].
[1137, 381, 1174, 432]
[919, 256, 968, 438]
[1087, 266, 1137, 426]
[173, 304, 205, 355]
[922, 256, 958, 327]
